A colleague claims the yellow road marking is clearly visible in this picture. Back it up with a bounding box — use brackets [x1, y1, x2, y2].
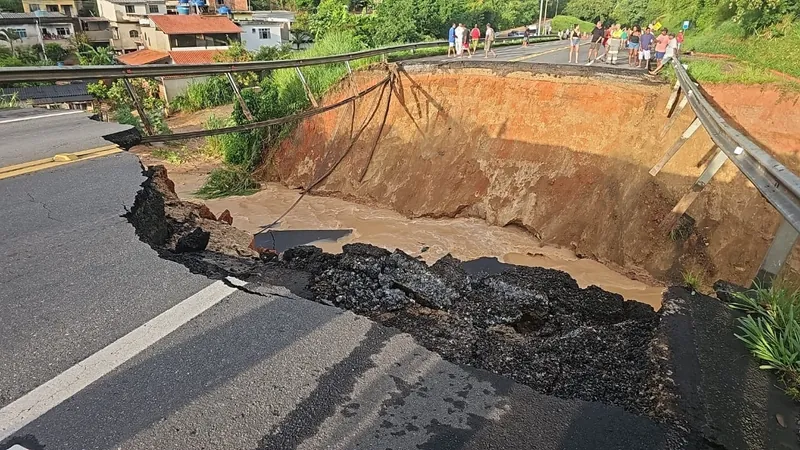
[509, 42, 588, 62]
[0, 144, 122, 180]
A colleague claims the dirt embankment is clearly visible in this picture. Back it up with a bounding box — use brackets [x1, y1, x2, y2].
[261, 62, 800, 286]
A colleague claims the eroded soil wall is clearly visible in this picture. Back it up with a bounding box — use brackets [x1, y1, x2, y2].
[264, 62, 798, 286]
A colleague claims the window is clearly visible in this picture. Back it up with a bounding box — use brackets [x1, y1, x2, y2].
[13, 28, 27, 38]
[129, 30, 139, 38]
[29, 3, 40, 11]
[62, 4, 72, 15]
[56, 27, 70, 36]
[258, 28, 270, 39]
[148, 4, 159, 13]
[45, 4, 59, 11]
[112, 27, 119, 39]
[125, 5, 135, 13]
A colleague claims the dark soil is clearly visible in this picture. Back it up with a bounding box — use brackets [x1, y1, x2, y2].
[127, 166, 672, 421]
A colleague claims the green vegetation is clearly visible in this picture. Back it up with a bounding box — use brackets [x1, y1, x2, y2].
[89, 78, 171, 135]
[202, 114, 228, 158]
[195, 166, 260, 199]
[171, 77, 234, 113]
[0, 0, 23, 12]
[151, 147, 184, 164]
[551, 15, 595, 33]
[729, 284, 800, 400]
[681, 269, 703, 292]
[0, 91, 18, 108]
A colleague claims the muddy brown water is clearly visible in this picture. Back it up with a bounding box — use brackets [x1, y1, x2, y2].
[181, 181, 665, 309]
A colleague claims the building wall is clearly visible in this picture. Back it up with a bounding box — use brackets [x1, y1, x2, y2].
[159, 75, 209, 103]
[239, 21, 283, 51]
[110, 22, 143, 51]
[0, 22, 75, 49]
[22, 0, 78, 16]
[140, 25, 169, 50]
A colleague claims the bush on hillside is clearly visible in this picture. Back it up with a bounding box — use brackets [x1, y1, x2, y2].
[171, 76, 234, 112]
[551, 15, 595, 33]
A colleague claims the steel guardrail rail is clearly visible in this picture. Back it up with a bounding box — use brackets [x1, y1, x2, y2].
[672, 59, 800, 232]
[0, 36, 558, 83]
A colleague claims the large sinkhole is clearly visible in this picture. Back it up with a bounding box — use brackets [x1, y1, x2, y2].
[127, 63, 799, 447]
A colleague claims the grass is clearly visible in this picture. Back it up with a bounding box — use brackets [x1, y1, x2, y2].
[171, 76, 234, 113]
[195, 165, 260, 199]
[551, 15, 595, 34]
[682, 269, 703, 292]
[201, 114, 228, 159]
[728, 283, 800, 401]
[151, 147, 184, 164]
[683, 20, 800, 79]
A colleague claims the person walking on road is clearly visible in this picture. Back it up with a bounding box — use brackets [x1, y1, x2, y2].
[588, 21, 604, 63]
[569, 24, 581, 63]
[484, 23, 497, 57]
[455, 23, 466, 57]
[638, 27, 654, 69]
[523, 28, 530, 47]
[676, 30, 684, 54]
[448, 23, 456, 57]
[653, 28, 670, 70]
[470, 24, 481, 54]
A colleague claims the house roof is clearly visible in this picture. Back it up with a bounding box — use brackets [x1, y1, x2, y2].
[117, 49, 170, 65]
[250, 10, 295, 21]
[1, 82, 93, 105]
[149, 15, 241, 35]
[0, 12, 67, 19]
[169, 49, 223, 64]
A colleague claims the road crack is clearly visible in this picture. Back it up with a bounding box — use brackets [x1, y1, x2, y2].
[25, 191, 63, 223]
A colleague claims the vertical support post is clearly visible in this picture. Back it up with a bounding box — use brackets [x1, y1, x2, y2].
[664, 80, 681, 115]
[344, 60, 358, 97]
[225, 72, 254, 122]
[660, 95, 690, 139]
[123, 78, 154, 136]
[649, 117, 703, 176]
[660, 148, 728, 231]
[295, 67, 319, 108]
[753, 219, 799, 288]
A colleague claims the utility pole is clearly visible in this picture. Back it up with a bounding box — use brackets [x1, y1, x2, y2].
[35, 17, 48, 62]
[544, 0, 549, 33]
[537, 0, 544, 36]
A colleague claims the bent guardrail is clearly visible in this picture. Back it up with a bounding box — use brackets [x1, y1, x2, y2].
[651, 59, 799, 285]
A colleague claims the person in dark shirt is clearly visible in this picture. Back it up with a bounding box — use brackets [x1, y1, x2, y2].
[638, 27, 654, 69]
[588, 21, 604, 62]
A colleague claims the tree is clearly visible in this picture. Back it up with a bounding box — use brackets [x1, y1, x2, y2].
[44, 43, 68, 62]
[0, 28, 20, 56]
[289, 28, 313, 49]
[563, 0, 614, 22]
[309, 0, 353, 38]
[77, 44, 114, 65]
[0, 0, 23, 12]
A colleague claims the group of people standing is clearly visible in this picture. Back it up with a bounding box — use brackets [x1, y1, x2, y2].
[448, 23, 498, 58]
[567, 21, 683, 73]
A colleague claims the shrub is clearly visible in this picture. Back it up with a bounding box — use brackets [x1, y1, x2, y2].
[171, 76, 234, 112]
[551, 15, 595, 33]
[202, 113, 229, 158]
[195, 165, 260, 199]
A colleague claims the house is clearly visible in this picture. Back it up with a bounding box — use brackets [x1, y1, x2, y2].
[21, 0, 85, 17]
[78, 17, 113, 47]
[96, 0, 167, 53]
[238, 19, 288, 51]
[0, 12, 76, 50]
[0, 82, 94, 110]
[117, 15, 242, 103]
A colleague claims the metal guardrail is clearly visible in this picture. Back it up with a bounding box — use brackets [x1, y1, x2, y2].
[667, 59, 799, 284]
[0, 36, 558, 83]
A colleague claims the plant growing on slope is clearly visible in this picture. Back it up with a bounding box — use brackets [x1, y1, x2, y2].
[195, 165, 260, 199]
[682, 269, 703, 293]
[729, 283, 800, 400]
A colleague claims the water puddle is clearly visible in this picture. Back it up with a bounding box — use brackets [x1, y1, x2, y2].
[192, 182, 664, 309]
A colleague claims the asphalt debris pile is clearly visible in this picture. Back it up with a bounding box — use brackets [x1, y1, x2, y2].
[282, 243, 665, 417]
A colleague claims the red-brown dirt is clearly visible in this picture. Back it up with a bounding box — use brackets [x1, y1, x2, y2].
[260, 62, 799, 287]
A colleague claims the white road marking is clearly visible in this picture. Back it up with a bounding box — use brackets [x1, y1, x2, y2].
[0, 277, 246, 441]
[8, 445, 31, 450]
[0, 110, 84, 125]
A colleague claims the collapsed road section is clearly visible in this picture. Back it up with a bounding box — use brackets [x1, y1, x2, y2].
[125, 165, 800, 448]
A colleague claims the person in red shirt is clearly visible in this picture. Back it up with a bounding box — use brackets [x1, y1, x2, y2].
[470, 24, 481, 54]
[676, 30, 684, 54]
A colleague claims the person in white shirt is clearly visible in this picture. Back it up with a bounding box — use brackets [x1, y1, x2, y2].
[484, 23, 497, 57]
[650, 32, 678, 74]
[455, 23, 466, 57]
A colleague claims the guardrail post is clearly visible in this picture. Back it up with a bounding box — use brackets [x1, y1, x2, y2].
[344, 60, 358, 97]
[122, 78, 154, 136]
[660, 95, 690, 139]
[664, 80, 681, 115]
[225, 72, 255, 122]
[660, 148, 728, 231]
[753, 219, 799, 288]
[649, 117, 703, 176]
[295, 67, 319, 108]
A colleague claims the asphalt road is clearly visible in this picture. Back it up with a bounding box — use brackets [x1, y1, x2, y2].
[0, 109, 132, 166]
[413, 38, 645, 69]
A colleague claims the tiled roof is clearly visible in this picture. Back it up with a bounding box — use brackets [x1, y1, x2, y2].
[169, 49, 223, 64]
[117, 49, 170, 65]
[1, 82, 93, 104]
[0, 12, 67, 19]
[149, 15, 241, 35]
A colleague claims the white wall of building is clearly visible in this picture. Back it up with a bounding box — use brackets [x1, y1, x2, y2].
[0, 22, 75, 48]
[239, 21, 284, 51]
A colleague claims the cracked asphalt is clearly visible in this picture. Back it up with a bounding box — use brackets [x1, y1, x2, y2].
[1, 109, 670, 449]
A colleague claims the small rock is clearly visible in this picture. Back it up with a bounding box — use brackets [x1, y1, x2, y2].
[776, 413, 786, 428]
[218, 209, 233, 225]
[175, 227, 210, 253]
[196, 205, 216, 221]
